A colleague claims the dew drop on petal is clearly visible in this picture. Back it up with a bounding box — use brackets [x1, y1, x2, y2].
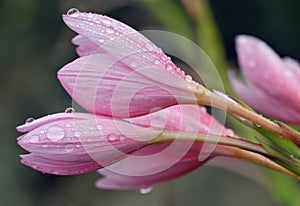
[64, 144, 75, 152]
[139, 187, 153, 194]
[41, 144, 48, 148]
[65, 123, 71, 127]
[160, 55, 167, 61]
[102, 19, 111, 25]
[154, 59, 160, 65]
[74, 131, 81, 138]
[67, 8, 80, 17]
[47, 125, 65, 141]
[105, 27, 114, 34]
[65, 107, 75, 113]
[96, 125, 103, 130]
[107, 133, 117, 141]
[25, 117, 35, 124]
[184, 75, 193, 82]
[98, 38, 104, 43]
[130, 61, 137, 67]
[166, 64, 173, 71]
[144, 42, 154, 50]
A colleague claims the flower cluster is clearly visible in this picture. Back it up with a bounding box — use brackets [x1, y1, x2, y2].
[17, 9, 300, 191]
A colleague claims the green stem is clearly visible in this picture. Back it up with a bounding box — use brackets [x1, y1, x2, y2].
[150, 129, 298, 179]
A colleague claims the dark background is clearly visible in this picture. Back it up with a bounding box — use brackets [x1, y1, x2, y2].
[1, 0, 299, 205]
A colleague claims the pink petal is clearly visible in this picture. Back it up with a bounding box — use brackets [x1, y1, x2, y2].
[62, 12, 186, 78]
[20, 154, 100, 175]
[95, 105, 237, 190]
[236, 35, 300, 115]
[17, 112, 154, 175]
[129, 104, 235, 136]
[229, 70, 300, 123]
[72, 35, 104, 57]
[60, 11, 199, 117]
[95, 144, 232, 190]
[58, 52, 197, 117]
[96, 156, 204, 190]
[283, 57, 300, 82]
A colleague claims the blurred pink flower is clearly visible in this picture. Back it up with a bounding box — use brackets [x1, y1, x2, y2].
[230, 35, 300, 124]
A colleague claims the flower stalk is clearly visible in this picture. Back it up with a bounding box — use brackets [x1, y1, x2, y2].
[151, 129, 300, 179]
[191, 83, 300, 146]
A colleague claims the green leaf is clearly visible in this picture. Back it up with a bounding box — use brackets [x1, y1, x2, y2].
[255, 126, 300, 160]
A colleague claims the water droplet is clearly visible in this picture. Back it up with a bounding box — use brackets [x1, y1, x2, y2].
[41, 144, 48, 148]
[67, 8, 80, 17]
[65, 107, 75, 113]
[102, 19, 111, 25]
[25, 117, 35, 124]
[139, 187, 153, 194]
[98, 38, 104, 43]
[96, 125, 103, 130]
[64, 144, 75, 152]
[184, 75, 193, 82]
[154, 59, 160, 65]
[65, 123, 71, 127]
[166, 64, 173, 71]
[39, 130, 45, 134]
[74, 131, 81, 138]
[105, 27, 114, 34]
[144, 42, 154, 50]
[130, 61, 137, 67]
[47, 125, 65, 141]
[160, 55, 167, 61]
[107, 133, 117, 141]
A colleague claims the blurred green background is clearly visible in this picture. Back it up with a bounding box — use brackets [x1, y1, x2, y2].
[1, 0, 300, 205]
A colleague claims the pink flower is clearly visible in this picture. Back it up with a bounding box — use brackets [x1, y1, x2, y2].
[58, 10, 200, 118]
[17, 105, 235, 178]
[95, 105, 235, 190]
[17, 112, 151, 175]
[95, 144, 231, 190]
[16, 9, 237, 184]
[230, 35, 300, 124]
[20, 10, 290, 190]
